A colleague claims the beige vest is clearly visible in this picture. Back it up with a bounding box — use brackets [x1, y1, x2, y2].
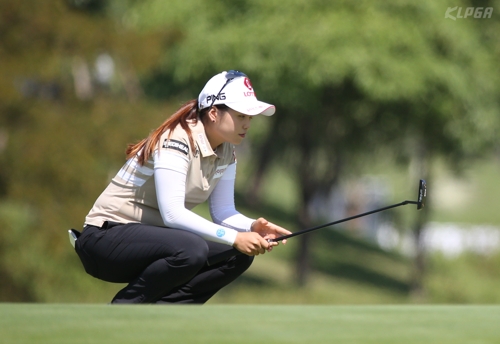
[85, 120, 235, 227]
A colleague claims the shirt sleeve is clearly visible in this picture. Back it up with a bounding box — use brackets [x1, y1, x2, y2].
[153, 153, 238, 246]
[208, 163, 256, 232]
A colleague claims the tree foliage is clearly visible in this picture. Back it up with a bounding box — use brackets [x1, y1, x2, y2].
[124, 0, 500, 286]
[0, 0, 166, 301]
[126, 0, 499, 160]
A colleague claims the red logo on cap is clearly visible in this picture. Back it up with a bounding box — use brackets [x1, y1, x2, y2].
[243, 78, 253, 90]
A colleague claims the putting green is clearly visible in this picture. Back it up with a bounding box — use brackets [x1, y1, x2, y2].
[1, 304, 499, 343]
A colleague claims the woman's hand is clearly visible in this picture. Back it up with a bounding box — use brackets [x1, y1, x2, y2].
[251, 217, 292, 251]
[233, 232, 270, 256]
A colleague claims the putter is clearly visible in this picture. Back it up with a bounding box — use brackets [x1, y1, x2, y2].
[206, 179, 427, 266]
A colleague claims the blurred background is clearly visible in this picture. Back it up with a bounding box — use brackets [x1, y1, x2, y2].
[0, 0, 499, 304]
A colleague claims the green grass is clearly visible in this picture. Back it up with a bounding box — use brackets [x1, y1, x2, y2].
[1, 304, 499, 343]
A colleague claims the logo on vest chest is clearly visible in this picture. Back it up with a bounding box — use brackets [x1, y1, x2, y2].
[213, 164, 228, 179]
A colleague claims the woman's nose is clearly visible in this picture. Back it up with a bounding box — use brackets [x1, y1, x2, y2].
[243, 117, 251, 129]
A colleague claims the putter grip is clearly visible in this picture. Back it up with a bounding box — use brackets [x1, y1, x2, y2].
[206, 238, 280, 266]
[206, 248, 241, 266]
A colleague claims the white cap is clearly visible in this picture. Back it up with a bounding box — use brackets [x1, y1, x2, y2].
[198, 71, 275, 116]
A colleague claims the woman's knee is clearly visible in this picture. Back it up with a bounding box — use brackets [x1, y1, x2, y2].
[173, 235, 209, 269]
[231, 254, 254, 272]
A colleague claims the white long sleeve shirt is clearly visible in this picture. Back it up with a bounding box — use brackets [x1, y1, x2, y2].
[85, 119, 254, 245]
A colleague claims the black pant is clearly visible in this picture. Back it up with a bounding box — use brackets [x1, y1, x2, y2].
[75, 222, 253, 304]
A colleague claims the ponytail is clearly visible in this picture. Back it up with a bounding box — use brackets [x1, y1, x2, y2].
[126, 100, 230, 165]
[126, 99, 199, 165]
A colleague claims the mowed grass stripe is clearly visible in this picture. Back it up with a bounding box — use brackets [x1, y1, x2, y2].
[1, 304, 499, 344]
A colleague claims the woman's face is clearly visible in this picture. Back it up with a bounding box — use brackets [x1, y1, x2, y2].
[206, 107, 253, 148]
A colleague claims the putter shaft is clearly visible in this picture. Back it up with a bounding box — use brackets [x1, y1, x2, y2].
[270, 200, 417, 242]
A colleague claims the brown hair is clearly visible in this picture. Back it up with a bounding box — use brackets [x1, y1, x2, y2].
[125, 99, 228, 165]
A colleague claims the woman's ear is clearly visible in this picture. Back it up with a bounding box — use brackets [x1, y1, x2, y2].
[208, 107, 218, 123]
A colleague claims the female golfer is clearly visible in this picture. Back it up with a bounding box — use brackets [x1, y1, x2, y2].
[75, 71, 292, 304]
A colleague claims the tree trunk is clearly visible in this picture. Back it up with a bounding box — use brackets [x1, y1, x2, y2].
[245, 118, 282, 205]
[294, 139, 343, 286]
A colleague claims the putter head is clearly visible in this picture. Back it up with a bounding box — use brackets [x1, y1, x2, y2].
[417, 179, 427, 210]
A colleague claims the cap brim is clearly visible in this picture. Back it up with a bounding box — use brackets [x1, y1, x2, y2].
[226, 100, 275, 116]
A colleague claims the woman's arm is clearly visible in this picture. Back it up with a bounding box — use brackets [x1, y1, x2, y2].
[208, 163, 256, 232]
[154, 152, 238, 245]
[208, 163, 292, 247]
[154, 151, 275, 255]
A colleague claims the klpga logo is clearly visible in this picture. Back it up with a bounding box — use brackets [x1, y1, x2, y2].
[445, 7, 493, 20]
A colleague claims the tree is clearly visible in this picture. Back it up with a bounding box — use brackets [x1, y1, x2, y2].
[124, 0, 500, 291]
[0, 0, 165, 301]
